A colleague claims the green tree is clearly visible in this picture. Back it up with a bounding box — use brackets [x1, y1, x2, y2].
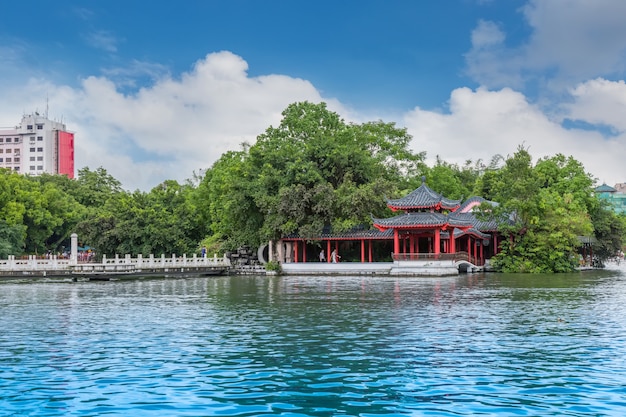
[486, 147, 595, 272]
[203, 101, 424, 249]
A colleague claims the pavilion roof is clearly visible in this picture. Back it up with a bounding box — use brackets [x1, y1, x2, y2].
[458, 196, 498, 212]
[442, 227, 491, 240]
[595, 183, 617, 193]
[372, 212, 473, 230]
[386, 178, 461, 211]
[283, 225, 394, 240]
[453, 212, 500, 232]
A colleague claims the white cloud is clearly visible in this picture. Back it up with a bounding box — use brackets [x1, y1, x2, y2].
[403, 87, 626, 185]
[565, 78, 626, 133]
[466, 0, 626, 91]
[1, 49, 624, 191]
[84, 30, 120, 53]
[0, 51, 348, 190]
[471, 20, 505, 49]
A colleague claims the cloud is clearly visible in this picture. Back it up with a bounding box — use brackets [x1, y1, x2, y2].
[84, 30, 120, 53]
[465, 0, 626, 91]
[402, 87, 626, 185]
[1, 49, 624, 191]
[0, 51, 349, 190]
[565, 78, 626, 133]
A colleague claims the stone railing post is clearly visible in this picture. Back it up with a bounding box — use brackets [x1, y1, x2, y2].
[70, 233, 78, 265]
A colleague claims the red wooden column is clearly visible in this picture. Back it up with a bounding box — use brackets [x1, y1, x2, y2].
[493, 234, 498, 255]
[326, 240, 331, 263]
[361, 239, 365, 263]
[468, 237, 473, 260]
[434, 229, 441, 255]
[393, 229, 400, 256]
[449, 227, 456, 254]
[302, 240, 307, 263]
[368, 240, 373, 262]
[480, 241, 484, 265]
[294, 241, 299, 263]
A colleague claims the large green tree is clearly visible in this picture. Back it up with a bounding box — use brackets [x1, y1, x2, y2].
[201, 101, 424, 249]
[0, 169, 85, 254]
[78, 179, 207, 257]
[486, 147, 597, 272]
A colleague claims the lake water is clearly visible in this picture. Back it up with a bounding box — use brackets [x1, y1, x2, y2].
[1, 269, 626, 416]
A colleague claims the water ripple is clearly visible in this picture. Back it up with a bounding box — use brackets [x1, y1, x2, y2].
[1, 272, 626, 415]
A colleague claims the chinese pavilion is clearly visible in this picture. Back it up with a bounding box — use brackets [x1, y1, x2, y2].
[278, 178, 500, 268]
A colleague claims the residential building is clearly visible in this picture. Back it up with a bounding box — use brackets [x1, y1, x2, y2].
[0, 113, 74, 178]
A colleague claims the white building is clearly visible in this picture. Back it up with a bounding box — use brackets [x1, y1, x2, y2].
[0, 113, 75, 178]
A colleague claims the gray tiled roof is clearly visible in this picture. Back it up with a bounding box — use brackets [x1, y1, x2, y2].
[595, 183, 617, 193]
[442, 227, 491, 240]
[372, 212, 473, 229]
[284, 226, 394, 240]
[386, 182, 461, 210]
[453, 212, 499, 232]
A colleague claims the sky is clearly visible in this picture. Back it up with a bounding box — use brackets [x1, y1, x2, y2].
[1, 0, 626, 191]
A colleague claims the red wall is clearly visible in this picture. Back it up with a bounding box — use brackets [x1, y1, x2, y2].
[57, 131, 75, 179]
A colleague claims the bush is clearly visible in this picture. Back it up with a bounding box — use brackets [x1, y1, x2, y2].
[265, 260, 281, 273]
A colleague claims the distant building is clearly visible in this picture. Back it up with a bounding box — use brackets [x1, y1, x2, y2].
[595, 183, 626, 214]
[0, 113, 74, 178]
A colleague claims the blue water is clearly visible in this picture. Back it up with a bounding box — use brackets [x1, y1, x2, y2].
[1, 271, 626, 416]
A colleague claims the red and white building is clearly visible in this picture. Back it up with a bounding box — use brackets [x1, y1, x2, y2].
[0, 113, 74, 178]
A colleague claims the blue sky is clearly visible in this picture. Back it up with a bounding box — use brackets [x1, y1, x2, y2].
[1, 0, 626, 190]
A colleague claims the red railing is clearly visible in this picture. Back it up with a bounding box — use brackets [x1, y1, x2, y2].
[392, 252, 484, 266]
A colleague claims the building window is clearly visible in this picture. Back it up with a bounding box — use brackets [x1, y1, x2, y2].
[37, 156, 43, 161]
[37, 165, 43, 170]
[0, 149, 3, 153]
[14, 167, 19, 171]
[37, 147, 43, 152]
[37, 124, 43, 129]
[27, 125, 33, 130]
[30, 148, 36, 152]
[37, 136, 43, 141]
[5, 138, 11, 143]
[0, 158, 3, 162]
[30, 157, 35, 161]
[5, 149, 11, 153]
[14, 158, 19, 162]
[6, 158, 11, 163]
[0, 138, 3, 143]
[30, 166, 35, 170]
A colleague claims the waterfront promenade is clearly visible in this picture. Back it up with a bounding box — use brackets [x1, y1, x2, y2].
[0, 253, 230, 279]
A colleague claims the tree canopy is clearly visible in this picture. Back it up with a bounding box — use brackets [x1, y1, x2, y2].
[200, 101, 425, 248]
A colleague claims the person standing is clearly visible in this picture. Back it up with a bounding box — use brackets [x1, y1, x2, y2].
[331, 249, 340, 263]
[319, 249, 326, 262]
[201, 246, 207, 258]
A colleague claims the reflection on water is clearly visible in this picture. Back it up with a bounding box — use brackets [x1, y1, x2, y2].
[1, 270, 626, 416]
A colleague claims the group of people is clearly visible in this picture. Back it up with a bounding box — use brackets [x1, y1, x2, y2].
[319, 249, 340, 263]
